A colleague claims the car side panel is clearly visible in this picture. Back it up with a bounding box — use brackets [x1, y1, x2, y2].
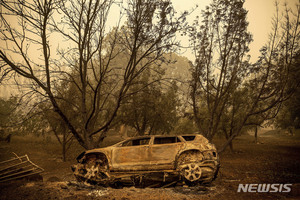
[149, 142, 185, 170]
[110, 145, 151, 171]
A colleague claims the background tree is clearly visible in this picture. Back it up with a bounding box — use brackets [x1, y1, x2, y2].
[218, 88, 249, 151]
[41, 105, 75, 162]
[189, 0, 252, 141]
[0, 0, 187, 149]
[40, 78, 79, 161]
[119, 68, 179, 135]
[218, 1, 300, 152]
[274, 53, 300, 133]
[189, 0, 299, 152]
[0, 96, 19, 138]
[17, 78, 79, 161]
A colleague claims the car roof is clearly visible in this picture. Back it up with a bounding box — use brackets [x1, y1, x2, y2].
[122, 134, 200, 140]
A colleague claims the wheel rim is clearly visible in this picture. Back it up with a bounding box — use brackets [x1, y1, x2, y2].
[181, 163, 202, 182]
[84, 165, 99, 179]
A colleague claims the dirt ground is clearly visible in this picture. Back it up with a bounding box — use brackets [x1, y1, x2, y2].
[0, 131, 299, 200]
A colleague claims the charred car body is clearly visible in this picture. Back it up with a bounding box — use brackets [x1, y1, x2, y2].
[72, 134, 220, 186]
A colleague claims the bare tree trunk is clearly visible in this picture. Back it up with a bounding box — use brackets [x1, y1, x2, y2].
[229, 131, 233, 152]
[223, 129, 233, 152]
[62, 133, 66, 162]
[254, 125, 258, 144]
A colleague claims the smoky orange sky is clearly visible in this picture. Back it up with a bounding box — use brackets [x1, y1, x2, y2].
[0, 0, 299, 98]
[172, 0, 299, 61]
[1, 0, 298, 62]
[244, 0, 299, 61]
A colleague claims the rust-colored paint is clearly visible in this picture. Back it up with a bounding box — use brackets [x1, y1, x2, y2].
[112, 145, 151, 169]
[72, 134, 220, 185]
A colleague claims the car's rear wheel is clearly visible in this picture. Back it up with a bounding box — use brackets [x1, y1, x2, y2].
[180, 163, 202, 182]
[177, 151, 204, 185]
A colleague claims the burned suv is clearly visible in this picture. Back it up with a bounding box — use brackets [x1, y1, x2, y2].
[72, 134, 220, 185]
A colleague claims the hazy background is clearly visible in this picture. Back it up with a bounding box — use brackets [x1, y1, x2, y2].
[0, 0, 299, 97]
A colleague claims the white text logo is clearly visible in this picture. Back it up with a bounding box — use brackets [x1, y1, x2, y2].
[237, 184, 292, 193]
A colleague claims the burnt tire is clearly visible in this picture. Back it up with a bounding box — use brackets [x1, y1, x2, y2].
[73, 154, 110, 185]
[177, 151, 204, 185]
[85, 162, 110, 182]
[180, 163, 202, 185]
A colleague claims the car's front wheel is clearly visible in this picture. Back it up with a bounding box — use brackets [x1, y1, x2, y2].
[72, 153, 110, 185]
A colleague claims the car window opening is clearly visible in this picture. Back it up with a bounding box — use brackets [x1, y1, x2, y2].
[182, 136, 196, 141]
[154, 137, 181, 144]
[121, 138, 150, 147]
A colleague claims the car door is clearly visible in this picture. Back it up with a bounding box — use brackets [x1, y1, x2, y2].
[149, 136, 185, 170]
[111, 137, 151, 171]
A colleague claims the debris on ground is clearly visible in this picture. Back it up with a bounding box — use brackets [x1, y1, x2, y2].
[0, 153, 44, 183]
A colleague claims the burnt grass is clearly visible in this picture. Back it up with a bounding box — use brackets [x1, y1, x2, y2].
[0, 131, 299, 200]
